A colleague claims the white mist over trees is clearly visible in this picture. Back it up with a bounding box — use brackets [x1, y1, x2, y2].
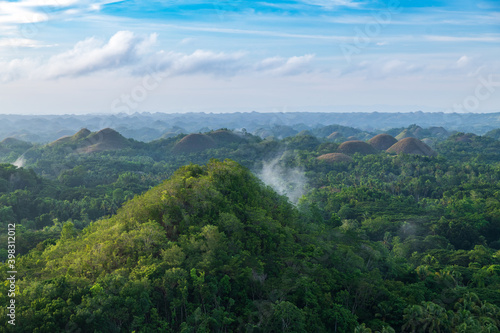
[258, 154, 306, 204]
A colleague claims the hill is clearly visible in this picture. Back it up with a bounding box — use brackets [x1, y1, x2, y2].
[0, 138, 33, 163]
[312, 124, 371, 140]
[395, 128, 418, 140]
[0, 137, 33, 150]
[327, 131, 343, 141]
[394, 124, 449, 141]
[72, 128, 92, 140]
[386, 137, 437, 156]
[485, 128, 500, 140]
[78, 128, 131, 153]
[337, 140, 377, 155]
[317, 152, 354, 163]
[173, 133, 217, 153]
[7, 160, 360, 332]
[206, 129, 247, 146]
[453, 133, 477, 143]
[368, 134, 398, 150]
[49, 128, 92, 146]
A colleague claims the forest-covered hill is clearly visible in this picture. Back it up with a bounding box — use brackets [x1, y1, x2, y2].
[1, 123, 500, 332]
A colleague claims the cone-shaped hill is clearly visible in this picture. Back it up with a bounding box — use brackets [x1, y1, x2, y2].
[49, 128, 92, 146]
[47, 128, 130, 153]
[452, 133, 476, 143]
[395, 129, 416, 141]
[78, 128, 131, 153]
[317, 153, 354, 163]
[12, 160, 355, 332]
[173, 133, 217, 153]
[205, 129, 246, 146]
[0, 137, 33, 157]
[327, 131, 343, 140]
[386, 137, 437, 156]
[72, 128, 92, 140]
[368, 134, 398, 150]
[337, 140, 377, 155]
[0, 137, 32, 150]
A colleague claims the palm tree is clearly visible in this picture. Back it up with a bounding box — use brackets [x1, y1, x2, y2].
[354, 323, 372, 333]
[402, 304, 424, 333]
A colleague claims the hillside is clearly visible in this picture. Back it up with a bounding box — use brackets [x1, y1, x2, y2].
[368, 134, 398, 150]
[0, 137, 32, 150]
[172, 133, 217, 153]
[78, 128, 131, 153]
[205, 129, 247, 146]
[337, 140, 377, 155]
[386, 137, 437, 156]
[4, 160, 361, 332]
[0, 138, 33, 163]
[317, 152, 354, 163]
[47, 128, 131, 153]
[2, 125, 500, 332]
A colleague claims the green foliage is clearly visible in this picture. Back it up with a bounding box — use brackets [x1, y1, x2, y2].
[2, 126, 500, 332]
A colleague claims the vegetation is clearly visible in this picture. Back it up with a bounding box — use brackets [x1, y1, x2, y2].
[1, 123, 500, 332]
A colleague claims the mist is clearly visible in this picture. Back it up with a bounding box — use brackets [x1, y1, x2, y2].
[257, 154, 307, 204]
[12, 155, 26, 168]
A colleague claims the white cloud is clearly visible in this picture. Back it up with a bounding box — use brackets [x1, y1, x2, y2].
[43, 31, 157, 78]
[0, 0, 122, 26]
[341, 58, 430, 79]
[456, 55, 470, 68]
[0, 38, 54, 48]
[151, 50, 247, 77]
[255, 54, 315, 76]
[339, 54, 498, 80]
[0, 31, 316, 82]
[0, 31, 156, 80]
[0, 0, 49, 25]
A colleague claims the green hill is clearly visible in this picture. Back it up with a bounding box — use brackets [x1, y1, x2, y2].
[5, 160, 360, 332]
[47, 128, 131, 153]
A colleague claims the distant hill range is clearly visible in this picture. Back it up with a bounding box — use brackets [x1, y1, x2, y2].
[0, 111, 499, 143]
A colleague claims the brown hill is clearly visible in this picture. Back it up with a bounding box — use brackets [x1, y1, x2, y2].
[49, 128, 92, 146]
[386, 137, 436, 156]
[317, 153, 354, 163]
[454, 133, 476, 143]
[78, 128, 130, 153]
[72, 128, 92, 140]
[49, 135, 72, 146]
[173, 134, 217, 153]
[369, 134, 398, 150]
[206, 130, 245, 145]
[337, 140, 377, 155]
[327, 132, 342, 140]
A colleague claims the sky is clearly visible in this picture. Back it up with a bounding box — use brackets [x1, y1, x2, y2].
[0, 0, 499, 114]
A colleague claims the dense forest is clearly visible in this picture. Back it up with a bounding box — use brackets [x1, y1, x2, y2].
[1, 121, 500, 332]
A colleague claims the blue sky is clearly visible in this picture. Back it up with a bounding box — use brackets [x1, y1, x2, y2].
[0, 0, 499, 114]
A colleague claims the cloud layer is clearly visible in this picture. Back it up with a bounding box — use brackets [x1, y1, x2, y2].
[0, 31, 316, 82]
